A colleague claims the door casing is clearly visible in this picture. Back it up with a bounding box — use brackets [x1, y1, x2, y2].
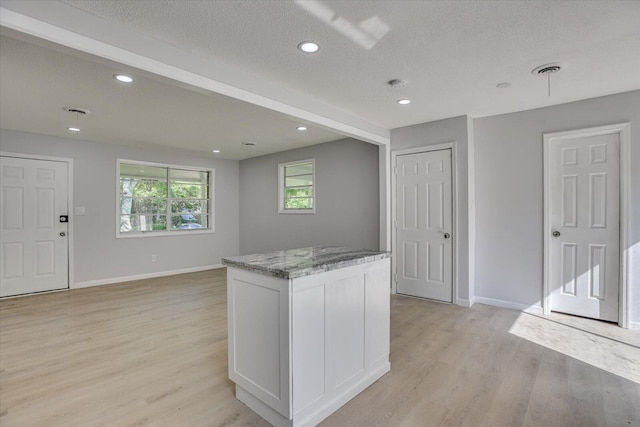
[391, 142, 457, 304]
[0, 151, 74, 295]
[543, 123, 631, 328]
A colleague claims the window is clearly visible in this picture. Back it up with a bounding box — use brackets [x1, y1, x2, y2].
[117, 160, 214, 237]
[278, 159, 315, 214]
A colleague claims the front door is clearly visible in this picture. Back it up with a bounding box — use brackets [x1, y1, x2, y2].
[395, 149, 453, 302]
[548, 133, 619, 322]
[1, 156, 69, 297]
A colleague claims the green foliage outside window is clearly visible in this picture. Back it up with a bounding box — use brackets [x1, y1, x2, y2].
[119, 163, 210, 233]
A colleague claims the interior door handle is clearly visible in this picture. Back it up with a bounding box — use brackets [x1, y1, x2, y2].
[60, 232, 66, 237]
[443, 232, 451, 239]
[552, 231, 561, 237]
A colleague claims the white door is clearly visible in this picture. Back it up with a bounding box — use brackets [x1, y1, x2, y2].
[548, 133, 619, 321]
[1, 156, 69, 297]
[395, 149, 453, 302]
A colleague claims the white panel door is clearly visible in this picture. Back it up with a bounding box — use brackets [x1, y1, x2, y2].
[549, 134, 619, 321]
[395, 149, 452, 302]
[1, 157, 69, 297]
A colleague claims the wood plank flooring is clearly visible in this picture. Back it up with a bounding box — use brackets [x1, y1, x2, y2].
[1, 269, 638, 426]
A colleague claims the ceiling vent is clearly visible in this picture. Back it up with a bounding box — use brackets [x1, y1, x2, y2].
[63, 106, 90, 115]
[531, 63, 563, 76]
[387, 79, 407, 88]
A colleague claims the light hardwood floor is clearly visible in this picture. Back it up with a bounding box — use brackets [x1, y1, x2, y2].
[1, 269, 638, 427]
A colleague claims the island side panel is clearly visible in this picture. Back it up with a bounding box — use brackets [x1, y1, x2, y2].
[227, 267, 292, 418]
[291, 258, 391, 421]
[365, 259, 391, 366]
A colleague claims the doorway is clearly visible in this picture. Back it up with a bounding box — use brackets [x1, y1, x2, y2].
[543, 123, 631, 326]
[393, 147, 454, 302]
[1, 155, 71, 297]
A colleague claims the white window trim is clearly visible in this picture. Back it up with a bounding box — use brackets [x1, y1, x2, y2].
[278, 158, 316, 214]
[116, 159, 215, 238]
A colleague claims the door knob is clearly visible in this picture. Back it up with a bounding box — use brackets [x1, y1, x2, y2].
[59, 232, 66, 237]
[552, 231, 560, 237]
[443, 232, 451, 239]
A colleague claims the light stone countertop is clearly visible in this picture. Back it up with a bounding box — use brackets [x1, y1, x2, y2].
[222, 246, 390, 279]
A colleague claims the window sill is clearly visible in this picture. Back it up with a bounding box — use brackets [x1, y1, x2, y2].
[116, 229, 215, 238]
[278, 209, 316, 215]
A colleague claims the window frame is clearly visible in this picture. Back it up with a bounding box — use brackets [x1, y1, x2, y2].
[278, 158, 316, 214]
[116, 159, 215, 238]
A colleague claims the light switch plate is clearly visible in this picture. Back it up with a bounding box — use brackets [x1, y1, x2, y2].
[75, 207, 85, 215]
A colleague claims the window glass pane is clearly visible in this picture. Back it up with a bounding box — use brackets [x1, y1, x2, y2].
[119, 162, 213, 234]
[286, 187, 312, 198]
[132, 180, 167, 198]
[170, 169, 209, 198]
[122, 214, 167, 231]
[285, 175, 313, 187]
[120, 164, 167, 180]
[285, 163, 312, 177]
[170, 200, 208, 229]
[170, 199, 208, 214]
[130, 199, 167, 214]
[171, 214, 208, 230]
[285, 197, 312, 209]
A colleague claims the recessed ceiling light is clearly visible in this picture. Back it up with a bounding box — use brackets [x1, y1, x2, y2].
[67, 127, 81, 132]
[297, 126, 308, 131]
[297, 41, 320, 53]
[496, 82, 511, 89]
[113, 74, 134, 83]
[397, 99, 411, 105]
[212, 149, 221, 153]
[242, 141, 257, 146]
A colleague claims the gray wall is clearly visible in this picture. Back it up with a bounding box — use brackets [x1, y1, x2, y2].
[474, 90, 640, 322]
[0, 129, 239, 285]
[239, 138, 379, 254]
[390, 116, 474, 304]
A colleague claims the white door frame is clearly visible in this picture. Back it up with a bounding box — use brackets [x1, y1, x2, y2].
[0, 151, 74, 292]
[543, 123, 631, 328]
[391, 142, 458, 304]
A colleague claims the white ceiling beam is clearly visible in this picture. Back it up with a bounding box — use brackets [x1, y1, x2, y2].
[0, 2, 390, 146]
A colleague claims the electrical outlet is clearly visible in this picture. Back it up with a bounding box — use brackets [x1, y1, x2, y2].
[151, 254, 157, 262]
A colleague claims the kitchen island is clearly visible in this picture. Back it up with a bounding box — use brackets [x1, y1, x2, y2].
[222, 247, 391, 427]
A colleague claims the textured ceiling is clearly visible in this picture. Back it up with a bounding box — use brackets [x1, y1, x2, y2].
[58, 0, 640, 128]
[1, 0, 639, 158]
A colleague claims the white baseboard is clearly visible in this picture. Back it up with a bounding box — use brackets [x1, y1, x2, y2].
[456, 296, 475, 307]
[474, 296, 543, 314]
[73, 264, 225, 289]
[630, 321, 640, 330]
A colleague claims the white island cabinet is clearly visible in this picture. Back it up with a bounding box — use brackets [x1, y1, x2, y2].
[222, 247, 391, 427]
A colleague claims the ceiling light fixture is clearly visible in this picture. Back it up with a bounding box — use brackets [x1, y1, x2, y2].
[113, 74, 134, 83]
[212, 149, 221, 153]
[297, 41, 320, 53]
[242, 141, 257, 146]
[397, 99, 411, 105]
[296, 126, 308, 131]
[531, 63, 564, 97]
[496, 82, 511, 89]
[63, 106, 90, 133]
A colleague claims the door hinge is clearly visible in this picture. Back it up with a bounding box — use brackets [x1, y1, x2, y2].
[394, 220, 398, 228]
[393, 166, 398, 175]
[394, 273, 398, 283]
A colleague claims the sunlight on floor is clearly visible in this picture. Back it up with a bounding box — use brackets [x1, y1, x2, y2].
[509, 312, 640, 384]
